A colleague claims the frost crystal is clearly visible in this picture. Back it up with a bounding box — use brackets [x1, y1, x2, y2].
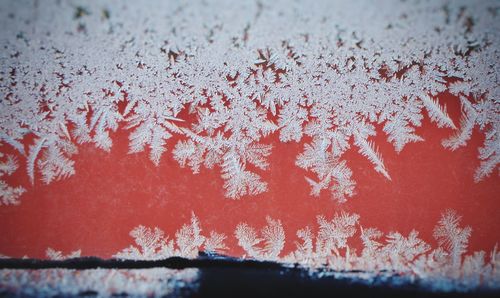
[235, 216, 285, 261]
[115, 213, 226, 260]
[433, 209, 472, 271]
[115, 225, 174, 260]
[0, 0, 498, 204]
[0, 209, 499, 292]
[267, 209, 498, 291]
[0, 152, 25, 205]
[0, 268, 199, 297]
[45, 248, 81, 260]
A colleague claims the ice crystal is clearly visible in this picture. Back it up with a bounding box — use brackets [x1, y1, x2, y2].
[45, 248, 81, 260]
[235, 216, 285, 261]
[0, 0, 498, 203]
[0, 209, 498, 292]
[0, 152, 25, 205]
[0, 268, 199, 297]
[115, 213, 226, 260]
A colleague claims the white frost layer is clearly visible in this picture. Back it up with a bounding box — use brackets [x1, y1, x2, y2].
[0, 210, 498, 292]
[0, 0, 498, 204]
[0, 268, 199, 297]
[4, 209, 492, 293]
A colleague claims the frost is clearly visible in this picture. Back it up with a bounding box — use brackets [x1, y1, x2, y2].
[175, 213, 206, 258]
[0, 152, 25, 205]
[383, 230, 430, 272]
[45, 248, 81, 260]
[432, 209, 472, 271]
[297, 141, 356, 202]
[235, 216, 285, 261]
[420, 94, 456, 130]
[0, 268, 199, 297]
[0, 0, 498, 204]
[316, 212, 360, 259]
[270, 209, 499, 291]
[115, 225, 175, 260]
[0, 209, 498, 292]
[204, 231, 228, 255]
[115, 213, 226, 260]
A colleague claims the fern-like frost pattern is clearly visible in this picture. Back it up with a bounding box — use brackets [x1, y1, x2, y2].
[0, 0, 498, 203]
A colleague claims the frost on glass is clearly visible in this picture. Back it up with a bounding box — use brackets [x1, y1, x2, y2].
[234, 209, 499, 292]
[115, 213, 227, 260]
[0, 152, 24, 205]
[0, 0, 498, 203]
[0, 268, 199, 297]
[1, 209, 499, 292]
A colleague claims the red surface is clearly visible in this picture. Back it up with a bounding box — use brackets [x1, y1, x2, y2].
[0, 92, 499, 259]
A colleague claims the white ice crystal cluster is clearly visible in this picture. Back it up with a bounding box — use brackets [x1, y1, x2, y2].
[0, 268, 199, 297]
[3, 209, 495, 292]
[114, 213, 227, 260]
[0, 0, 498, 204]
[45, 247, 81, 260]
[234, 209, 500, 292]
[0, 152, 25, 205]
